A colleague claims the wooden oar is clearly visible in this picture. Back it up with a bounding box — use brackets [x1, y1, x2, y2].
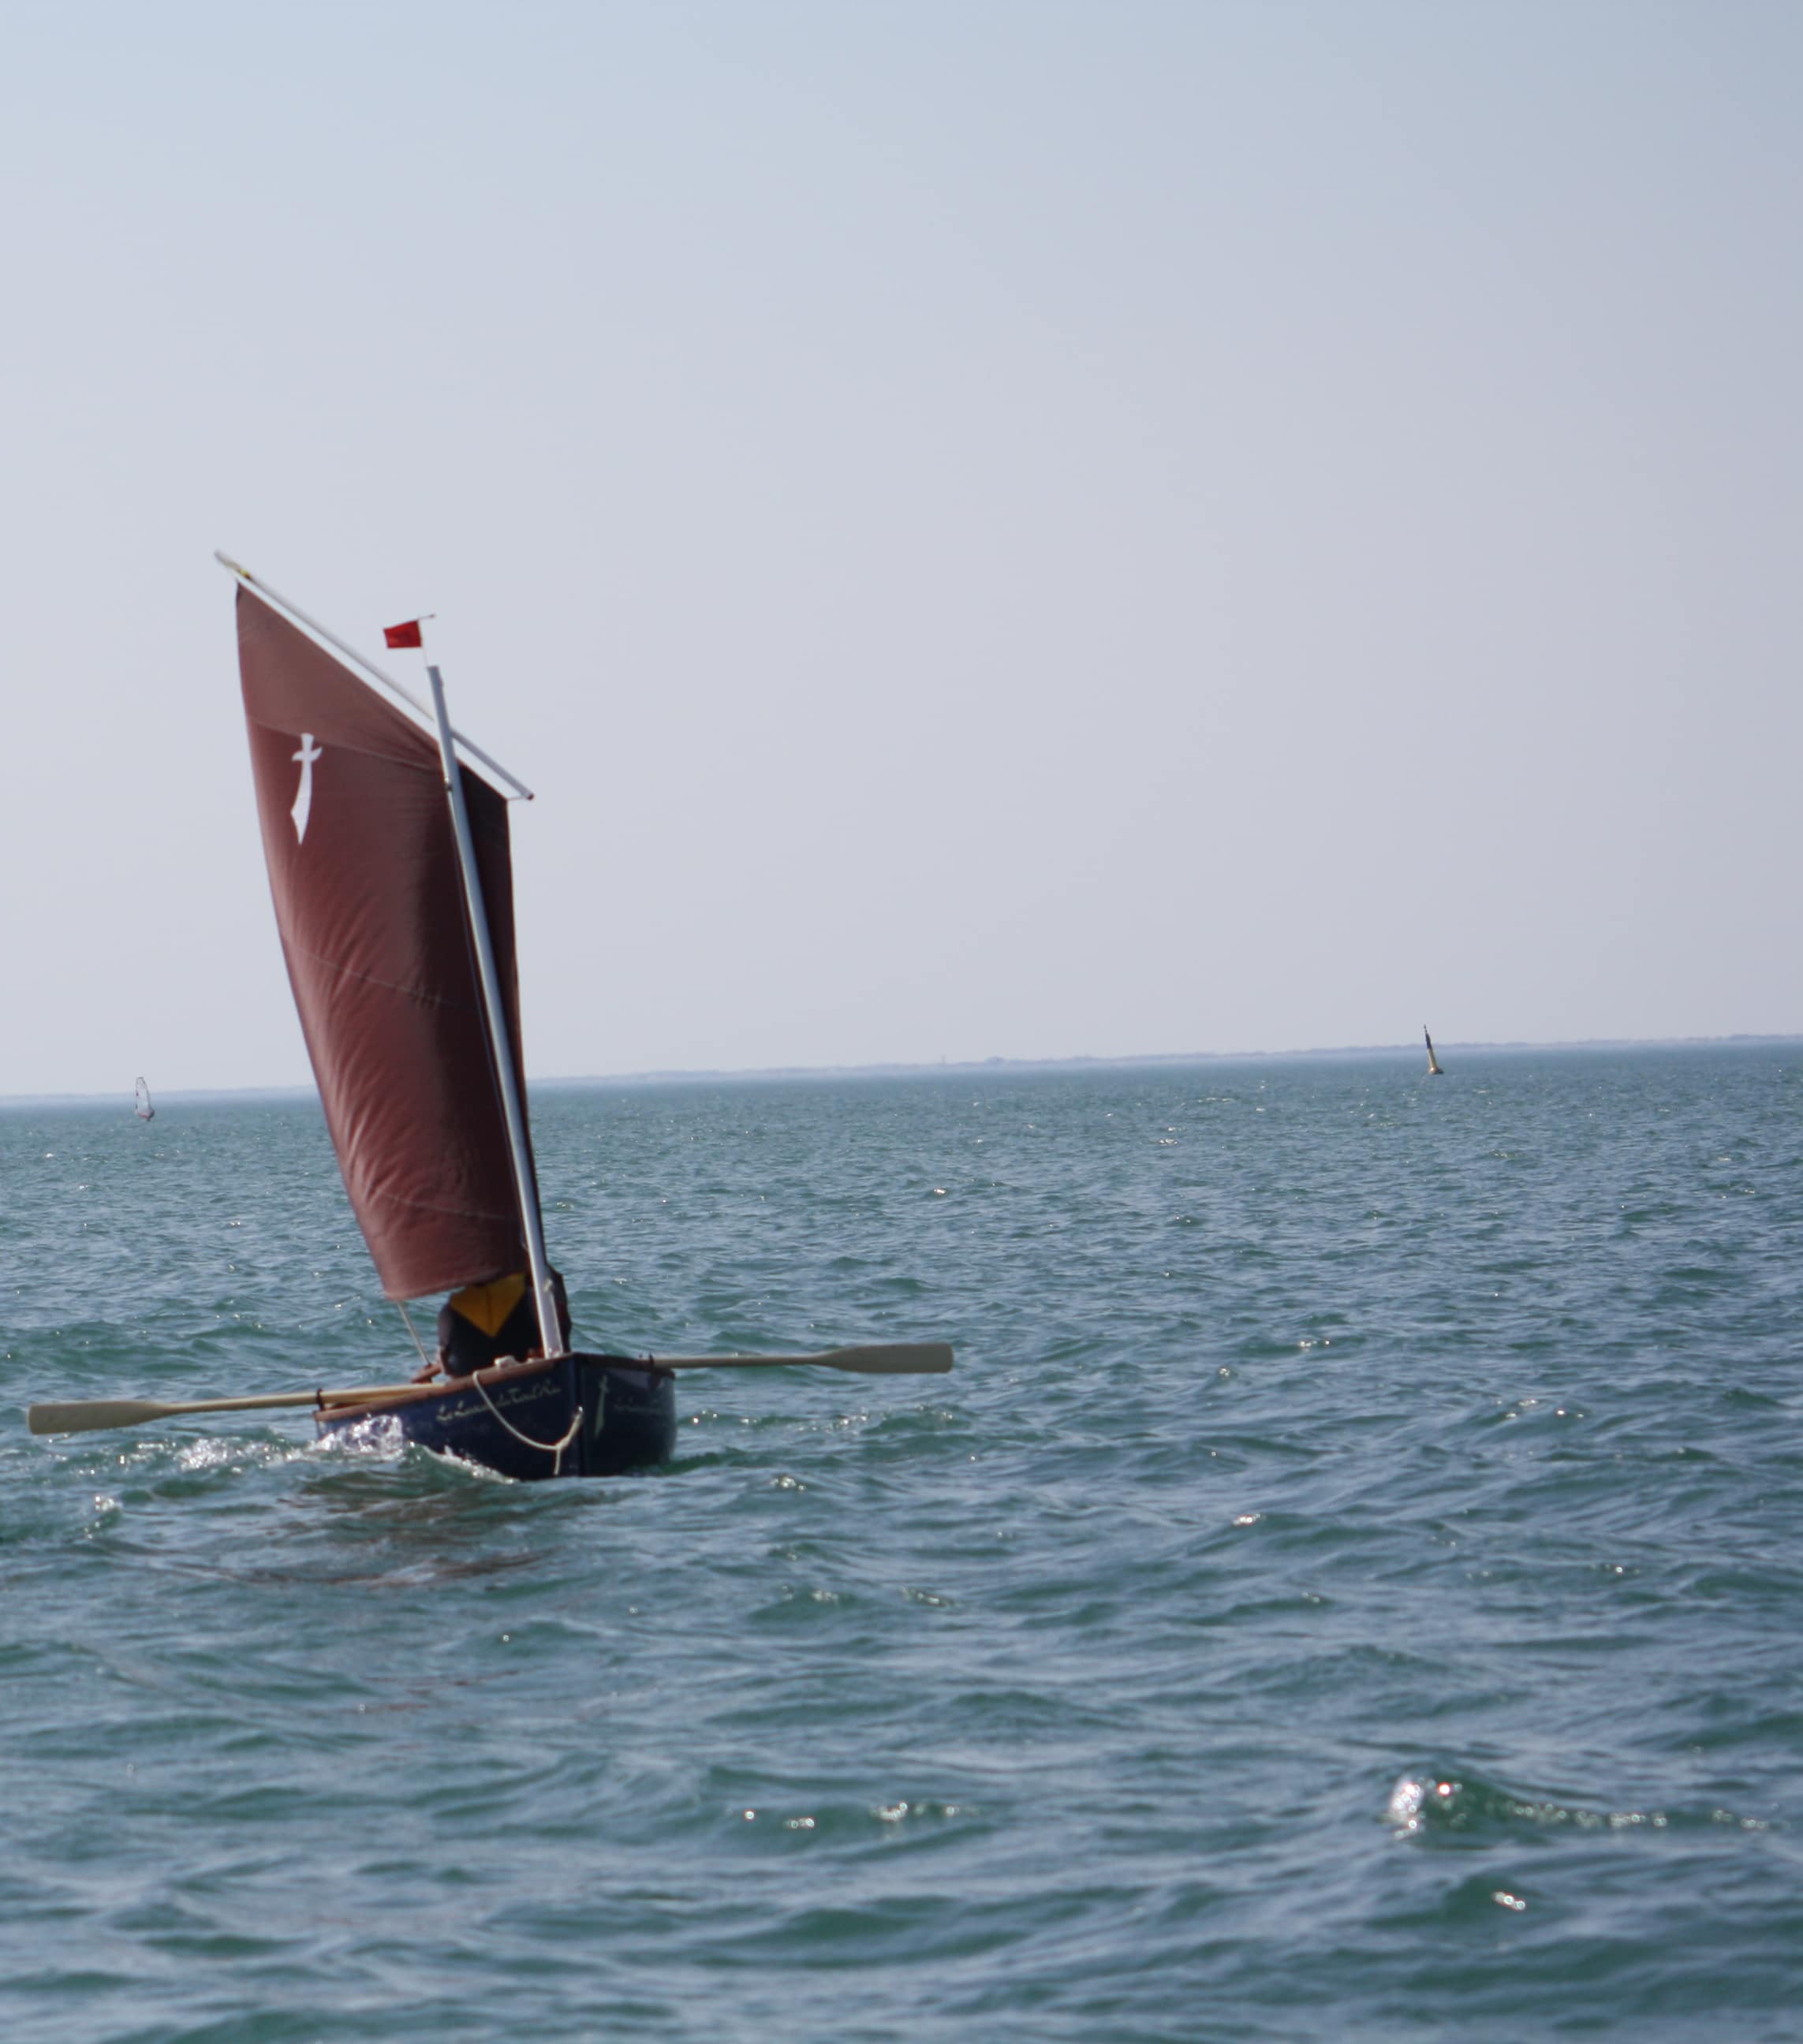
[24, 1344, 954, 1437]
[25, 1384, 420, 1437]
[653, 1342, 954, 1374]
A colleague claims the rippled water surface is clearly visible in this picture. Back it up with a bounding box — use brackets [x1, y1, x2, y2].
[6, 1046, 1803, 2041]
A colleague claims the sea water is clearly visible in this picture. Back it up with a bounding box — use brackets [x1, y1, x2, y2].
[5, 1046, 1803, 2042]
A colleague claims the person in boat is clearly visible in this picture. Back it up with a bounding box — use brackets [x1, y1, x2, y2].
[416, 1269, 571, 1380]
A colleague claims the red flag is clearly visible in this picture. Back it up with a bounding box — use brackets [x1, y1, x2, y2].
[383, 619, 423, 650]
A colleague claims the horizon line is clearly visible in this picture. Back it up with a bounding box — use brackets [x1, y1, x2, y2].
[6, 1031, 1801, 1110]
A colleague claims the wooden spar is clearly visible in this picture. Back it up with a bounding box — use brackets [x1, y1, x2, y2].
[28, 1382, 440, 1435]
[425, 661, 565, 1362]
[653, 1343, 954, 1374]
[212, 552, 533, 800]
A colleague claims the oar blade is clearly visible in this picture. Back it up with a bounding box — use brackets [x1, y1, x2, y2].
[28, 1399, 176, 1437]
[822, 1342, 954, 1374]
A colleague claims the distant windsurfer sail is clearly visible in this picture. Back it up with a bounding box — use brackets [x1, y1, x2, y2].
[134, 1076, 154, 1121]
[1424, 1028, 1443, 1077]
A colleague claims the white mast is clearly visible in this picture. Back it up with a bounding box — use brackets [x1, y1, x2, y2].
[425, 662, 566, 1361]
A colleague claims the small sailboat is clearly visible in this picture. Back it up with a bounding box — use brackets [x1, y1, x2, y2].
[219, 565, 678, 1475]
[133, 1076, 155, 1121]
[1424, 1026, 1443, 1077]
[24, 557, 950, 1472]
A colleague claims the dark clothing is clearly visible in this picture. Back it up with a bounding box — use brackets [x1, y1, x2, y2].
[436, 1270, 571, 1377]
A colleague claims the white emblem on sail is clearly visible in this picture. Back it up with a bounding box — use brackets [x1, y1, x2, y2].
[291, 733, 323, 843]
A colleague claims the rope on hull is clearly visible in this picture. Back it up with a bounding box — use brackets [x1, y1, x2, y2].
[469, 1371, 584, 1476]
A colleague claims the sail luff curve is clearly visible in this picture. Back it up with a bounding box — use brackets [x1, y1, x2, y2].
[234, 585, 534, 1299]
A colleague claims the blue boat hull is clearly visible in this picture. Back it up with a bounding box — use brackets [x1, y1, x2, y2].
[314, 1353, 677, 1480]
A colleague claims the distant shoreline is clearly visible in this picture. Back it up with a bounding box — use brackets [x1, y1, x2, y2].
[6, 1034, 1801, 1111]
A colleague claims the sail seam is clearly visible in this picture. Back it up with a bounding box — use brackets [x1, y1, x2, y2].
[364, 1188, 517, 1218]
[246, 718, 437, 773]
[283, 938, 486, 1016]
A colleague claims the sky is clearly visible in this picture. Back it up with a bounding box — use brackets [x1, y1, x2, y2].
[2, 0, 1799, 1098]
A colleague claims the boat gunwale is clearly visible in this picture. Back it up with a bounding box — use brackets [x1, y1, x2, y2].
[316, 1350, 666, 1423]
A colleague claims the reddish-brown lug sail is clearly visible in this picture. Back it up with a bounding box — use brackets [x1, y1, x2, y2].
[234, 585, 535, 1300]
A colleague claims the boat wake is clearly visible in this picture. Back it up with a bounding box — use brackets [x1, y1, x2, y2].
[1385, 1766, 1769, 1838]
